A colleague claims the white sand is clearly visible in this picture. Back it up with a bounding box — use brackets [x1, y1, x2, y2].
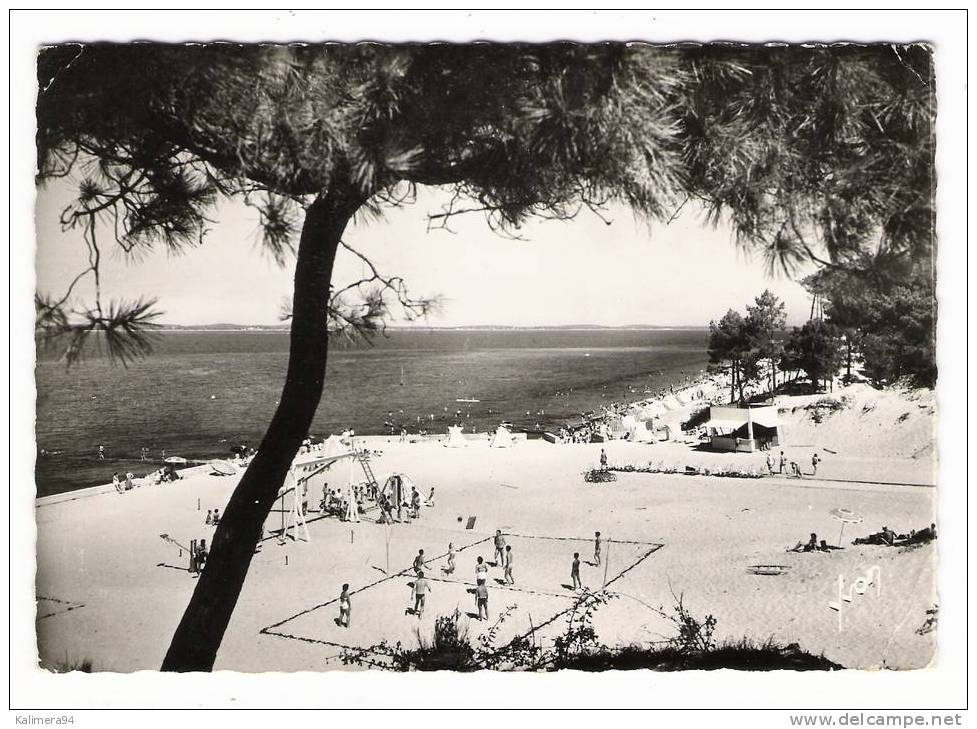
[35, 385, 937, 672]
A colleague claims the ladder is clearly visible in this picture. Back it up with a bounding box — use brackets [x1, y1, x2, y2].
[355, 450, 379, 491]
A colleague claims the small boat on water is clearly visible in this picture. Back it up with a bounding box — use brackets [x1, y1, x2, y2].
[455, 398, 480, 403]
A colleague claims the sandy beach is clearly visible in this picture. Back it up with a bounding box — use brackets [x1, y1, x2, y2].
[34, 382, 937, 672]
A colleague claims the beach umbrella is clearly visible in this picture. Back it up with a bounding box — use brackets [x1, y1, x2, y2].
[829, 508, 864, 546]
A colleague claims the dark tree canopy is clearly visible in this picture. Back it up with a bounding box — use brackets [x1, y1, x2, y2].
[38, 42, 934, 268]
[781, 319, 846, 390]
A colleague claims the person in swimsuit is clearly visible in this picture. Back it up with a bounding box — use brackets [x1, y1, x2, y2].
[475, 581, 489, 621]
[413, 549, 426, 576]
[504, 545, 514, 585]
[493, 530, 506, 567]
[811, 452, 820, 476]
[475, 556, 488, 585]
[571, 552, 582, 590]
[594, 531, 602, 566]
[194, 539, 208, 573]
[442, 543, 456, 575]
[339, 584, 351, 627]
[412, 572, 430, 617]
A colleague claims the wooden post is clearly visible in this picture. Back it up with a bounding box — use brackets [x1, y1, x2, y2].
[602, 538, 611, 588]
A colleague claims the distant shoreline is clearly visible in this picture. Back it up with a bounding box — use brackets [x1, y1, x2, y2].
[156, 325, 712, 333]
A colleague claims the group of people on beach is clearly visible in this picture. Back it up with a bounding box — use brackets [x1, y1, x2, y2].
[335, 529, 606, 628]
[765, 451, 821, 478]
[788, 522, 937, 554]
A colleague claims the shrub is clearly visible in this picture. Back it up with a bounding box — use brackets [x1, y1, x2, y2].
[342, 591, 840, 672]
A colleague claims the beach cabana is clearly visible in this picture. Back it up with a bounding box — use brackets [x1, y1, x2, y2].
[704, 405, 780, 453]
[490, 424, 515, 448]
[445, 425, 467, 448]
[323, 435, 351, 458]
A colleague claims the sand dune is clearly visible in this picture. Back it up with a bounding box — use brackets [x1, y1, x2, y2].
[35, 384, 937, 672]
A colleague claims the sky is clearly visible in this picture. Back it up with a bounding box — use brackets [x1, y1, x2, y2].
[34, 180, 816, 328]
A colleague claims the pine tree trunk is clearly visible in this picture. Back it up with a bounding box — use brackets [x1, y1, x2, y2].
[161, 185, 365, 672]
[846, 338, 852, 382]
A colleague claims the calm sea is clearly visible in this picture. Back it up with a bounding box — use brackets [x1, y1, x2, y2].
[34, 328, 710, 497]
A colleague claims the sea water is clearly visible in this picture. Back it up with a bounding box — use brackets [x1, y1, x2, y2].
[34, 328, 709, 496]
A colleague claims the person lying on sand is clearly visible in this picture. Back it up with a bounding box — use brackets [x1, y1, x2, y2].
[853, 525, 898, 546]
[904, 523, 937, 543]
[787, 533, 819, 553]
[855, 524, 937, 547]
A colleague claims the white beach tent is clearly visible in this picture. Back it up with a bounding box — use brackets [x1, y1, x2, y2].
[323, 434, 351, 458]
[490, 424, 515, 448]
[381, 472, 420, 505]
[626, 419, 656, 442]
[445, 425, 467, 448]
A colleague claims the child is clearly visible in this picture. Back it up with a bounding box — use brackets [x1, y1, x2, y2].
[413, 571, 430, 617]
[339, 584, 351, 627]
[504, 545, 514, 585]
[571, 552, 582, 590]
[112, 472, 123, 494]
[442, 543, 456, 575]
[425, 487, 435, 507]
[599, 449, 608, 470]
[594, 531, 602, 567]
[205, 510, 213, 526]
[212, 508, 221, 526]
